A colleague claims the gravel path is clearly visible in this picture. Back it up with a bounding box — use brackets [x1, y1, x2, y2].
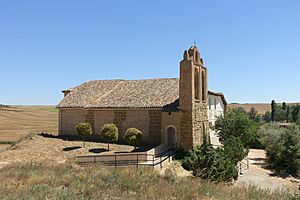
[235, 149, 300, 192]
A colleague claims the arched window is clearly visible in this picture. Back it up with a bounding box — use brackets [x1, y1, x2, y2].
[202, 71, 206, 102]
[194, 68, 200, 100]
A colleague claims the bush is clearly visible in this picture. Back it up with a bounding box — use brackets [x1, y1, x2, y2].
[100, 123, 118, 150]
[76, 123, 93, 147]
[124, 128, 142, 148]
[260, 123, 300, 177]
[182, 143, 241, 182]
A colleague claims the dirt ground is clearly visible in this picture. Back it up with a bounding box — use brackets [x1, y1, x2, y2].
[0, 134, 135, 169]
[0, 106, 58, 151]
[236, 149, 300, 193]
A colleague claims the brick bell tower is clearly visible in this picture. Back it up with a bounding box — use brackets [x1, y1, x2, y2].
[179, 46, 209, 150]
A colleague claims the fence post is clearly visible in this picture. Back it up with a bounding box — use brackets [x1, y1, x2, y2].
[115, 155, 117, 169]
[137, 154, 139, 169]
[160, 156, 162, 169]
[240, 163, 242, 174]
[247, 159, 249, 170]
[153, 155, 154, 169]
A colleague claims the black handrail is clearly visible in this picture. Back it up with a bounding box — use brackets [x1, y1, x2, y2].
[74, 148, 177, 169]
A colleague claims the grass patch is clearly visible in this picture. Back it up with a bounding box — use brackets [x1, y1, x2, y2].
[0, 163, 298, 200]
[0, 141, 15, 145]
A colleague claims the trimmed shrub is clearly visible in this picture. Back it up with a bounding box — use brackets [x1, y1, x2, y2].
[76, 123, 93, 148]
[124, 128, 142, 148]
[100, 123, 118, 150]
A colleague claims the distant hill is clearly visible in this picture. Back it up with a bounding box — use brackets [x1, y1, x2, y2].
[229, 103, 271, 115]
[228, 103, 300, 115]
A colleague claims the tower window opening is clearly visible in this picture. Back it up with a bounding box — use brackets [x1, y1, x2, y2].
[194, 68, 200, 100]
[202, 71, 206, 102]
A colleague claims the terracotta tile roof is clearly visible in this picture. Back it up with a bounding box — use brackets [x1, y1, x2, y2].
[57, 78, 227, 109]
[208, 90, 228, 105]
[57, 78, 180, 109]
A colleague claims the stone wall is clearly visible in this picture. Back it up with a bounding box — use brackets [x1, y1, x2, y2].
[94, 110, 114, 134]
[148, 110, 162, 144]
[113, 111, 127, 139]
[85, 110, 95, 132]
[59, 108, 162, 145]
[60, 109, 85, 135]
[192, 102, 209, 147]
[161, 112, 180, 146]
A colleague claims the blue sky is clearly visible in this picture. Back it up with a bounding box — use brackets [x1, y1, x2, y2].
[0, 1, 299, 105]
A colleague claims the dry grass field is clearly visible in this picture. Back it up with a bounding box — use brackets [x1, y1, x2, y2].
[229, 103, 271, 115]
[0, 106, 58, 150]
[229, 103, 300, 115]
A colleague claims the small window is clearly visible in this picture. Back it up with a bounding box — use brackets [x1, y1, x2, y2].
[209, 98, 211, 110]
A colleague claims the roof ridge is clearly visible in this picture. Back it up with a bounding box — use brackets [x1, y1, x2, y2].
[87, 78, 179, 82]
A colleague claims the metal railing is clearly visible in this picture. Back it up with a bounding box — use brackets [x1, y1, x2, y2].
[238, 158, 249, 175]
[74, 148, 176, 169]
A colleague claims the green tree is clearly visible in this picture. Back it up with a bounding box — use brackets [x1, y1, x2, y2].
[76, 123, 93, 148]
[100, 123, 118, 151]
[292, 105, 300, 123]
[124, 128, 143, 149]
[282, 102, 287, 110]
[286, 105, 290, 122]
[271, 100, 277, 121]
[263, 111, 272, 122]
[214, 108, 259, 148]
[247, 107, 260, 122]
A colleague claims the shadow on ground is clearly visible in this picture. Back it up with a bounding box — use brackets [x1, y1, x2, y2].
[63, 146, 82, 151]
[269, 171, 291, 179]
[89, 148, 108, 154]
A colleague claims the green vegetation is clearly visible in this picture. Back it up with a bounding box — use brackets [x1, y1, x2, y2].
[76, 123, 93, 148]
[100, 123, 119, 150]
[260, 123, 300, 177]
[124, 128, 143, 148]
[182, 140, 247, 182]
[0, 141, 15, 145]
[215, 108, 262, 149]
[265, 100, 300, 123]
[0, 163, 297, 200]
[181, 108, 253, 182]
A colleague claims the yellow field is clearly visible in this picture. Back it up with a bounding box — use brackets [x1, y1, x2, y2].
[228, 103, 271, 115]
[0, 106, 58, 144]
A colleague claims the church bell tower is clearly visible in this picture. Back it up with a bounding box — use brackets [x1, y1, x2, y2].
[178, 46, 209, 150]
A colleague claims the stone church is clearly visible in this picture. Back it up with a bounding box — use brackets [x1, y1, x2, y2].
[57, 46, 227, 150]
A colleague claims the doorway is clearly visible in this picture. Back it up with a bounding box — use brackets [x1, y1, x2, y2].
[167, 126, 176, 146]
